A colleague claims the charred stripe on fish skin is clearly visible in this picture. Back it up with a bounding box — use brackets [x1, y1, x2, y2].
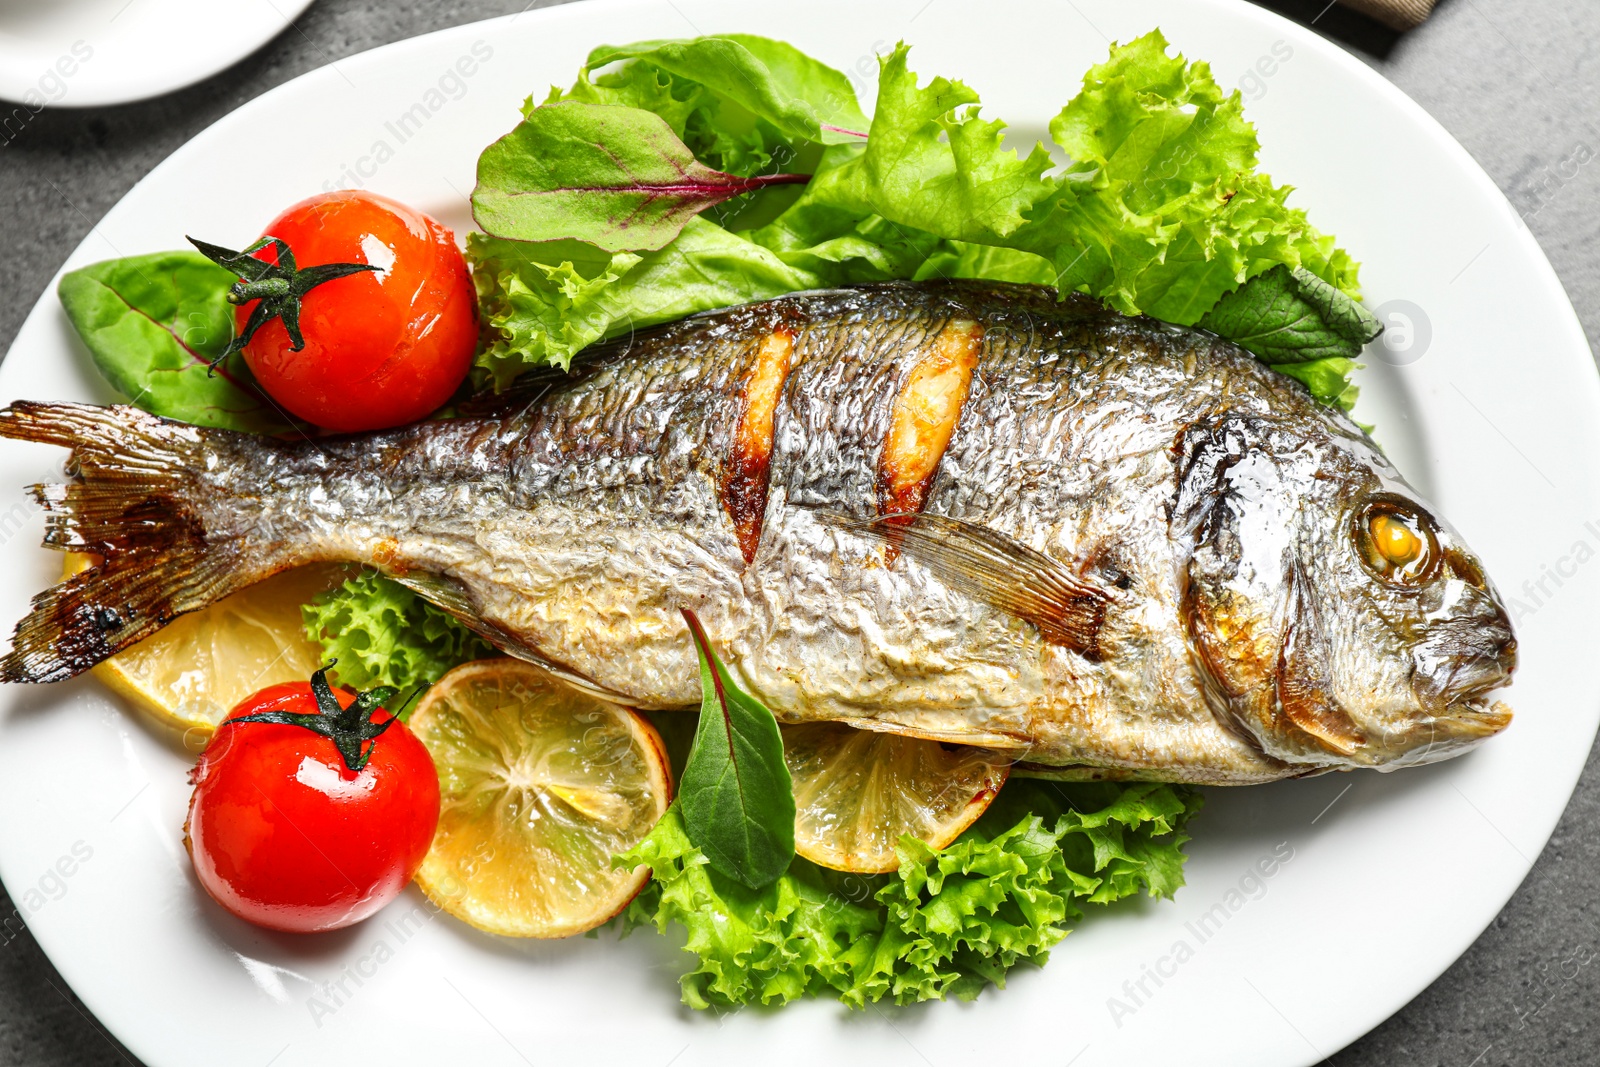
[877, 319, 982, 520]
[721, 328, 795, 565]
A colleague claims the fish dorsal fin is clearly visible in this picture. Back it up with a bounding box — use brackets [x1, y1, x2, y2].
[823, 512, 1112, 659]
[384, 571, 635, 705]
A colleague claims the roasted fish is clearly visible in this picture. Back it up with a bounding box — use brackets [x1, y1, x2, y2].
[0, 281, 1515, 784]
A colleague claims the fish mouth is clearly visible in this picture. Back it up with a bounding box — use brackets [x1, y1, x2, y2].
[1373, 695, 1513, 769]
[1442, 695, 1515, 737]
[1409, 580, 1517, 711]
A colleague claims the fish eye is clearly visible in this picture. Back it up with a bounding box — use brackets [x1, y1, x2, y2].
[1354, 500, 1440, 585]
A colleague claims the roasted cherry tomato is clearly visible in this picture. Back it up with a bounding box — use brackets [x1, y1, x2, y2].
[185, 668, 441, 933]
[236, 191, 477, 432]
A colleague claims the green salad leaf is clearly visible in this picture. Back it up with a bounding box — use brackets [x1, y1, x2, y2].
[1198, 264, 1383, 365]
[469, 220, 822, 385]
[556, 34, 867, 179]
[805, 44, 1055, 245]
[1021, 30, 1358, 323]
[472, 102, 811, 252]
[617, 779, 1202, 1009]
[1273, 356, 1362, 412]
[301, 570, 494, 697]
[582, 36, 870, 147]
[56, 251, 293, 434]
[473, 30, 1375, 410]
[676, 609, 795, 890]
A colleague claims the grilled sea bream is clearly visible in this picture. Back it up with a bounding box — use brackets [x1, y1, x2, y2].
[0, 281, 1515, 784]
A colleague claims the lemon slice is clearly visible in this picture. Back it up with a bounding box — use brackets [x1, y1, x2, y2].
[784, 722, 1010, 873]
[63, 553, 345, 740]
[408, 659, 672, 939]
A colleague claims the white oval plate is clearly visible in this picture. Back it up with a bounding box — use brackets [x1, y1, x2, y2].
[0, 0, 315, 108]
[0, 2, 1595, 1065]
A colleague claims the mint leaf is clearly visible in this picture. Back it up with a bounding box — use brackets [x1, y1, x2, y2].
[56, 251, 292, 433]
[1198, 264, 1382, 364]
[677, 608, 795, 890]
[472, 102, 810, 252]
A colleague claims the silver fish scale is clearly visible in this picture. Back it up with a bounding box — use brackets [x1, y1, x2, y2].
[226, 281, 1510, 784]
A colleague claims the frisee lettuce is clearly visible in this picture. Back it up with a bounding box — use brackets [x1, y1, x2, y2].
[301, 570, 493, 697]
[470, 30, 1373, 407]
[615, 779, 1201, 1009]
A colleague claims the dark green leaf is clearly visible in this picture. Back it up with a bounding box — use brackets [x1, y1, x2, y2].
[472, 102, 810, 253]
[1198, 264, 1382, 365]
[676, 608, 794, 890]
[56, 251, 293, 433]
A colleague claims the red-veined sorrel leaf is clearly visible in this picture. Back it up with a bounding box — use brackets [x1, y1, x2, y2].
[472, 102, 811, 253]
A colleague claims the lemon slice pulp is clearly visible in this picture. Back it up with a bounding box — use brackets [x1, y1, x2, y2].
[408, 659, 672, 939]
[785, 722, 1010, 873]
[64, 553, 345, 739]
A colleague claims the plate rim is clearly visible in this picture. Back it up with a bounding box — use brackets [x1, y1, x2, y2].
[1, 2, 1597, 1065]
[0, 0, 318, 109]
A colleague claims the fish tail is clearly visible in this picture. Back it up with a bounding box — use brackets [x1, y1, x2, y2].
[0, 402, 287, 683]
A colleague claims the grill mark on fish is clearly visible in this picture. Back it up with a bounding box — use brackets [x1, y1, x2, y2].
[877, 319, 981, 520]
[721, 328, 794, 564]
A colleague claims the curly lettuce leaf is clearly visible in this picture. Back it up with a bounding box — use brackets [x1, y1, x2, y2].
[619, 806, 882, 1008]
[470, 219, 821, 386]
[805, 43, 1055, 245]
[475, 31, 1369, 409]
[1273, 356, 1361, 412]
[301, 570, 493, 696]
[618, 779, 1202, 1009]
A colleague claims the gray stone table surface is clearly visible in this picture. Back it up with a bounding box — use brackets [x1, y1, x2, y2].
[0, 0, 1596, 1064]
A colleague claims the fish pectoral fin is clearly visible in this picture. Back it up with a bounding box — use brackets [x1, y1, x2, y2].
[384, 571, 635, 706]
[820, 511, 1112, 659]
[385, 570, 478, 621]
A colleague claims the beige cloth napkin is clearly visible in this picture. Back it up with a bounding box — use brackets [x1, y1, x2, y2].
[1339, 0, 1438, 30]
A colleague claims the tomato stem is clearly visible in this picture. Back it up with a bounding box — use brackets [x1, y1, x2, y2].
[187, 236, 380, 375]
[227, 663, 399, 773]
